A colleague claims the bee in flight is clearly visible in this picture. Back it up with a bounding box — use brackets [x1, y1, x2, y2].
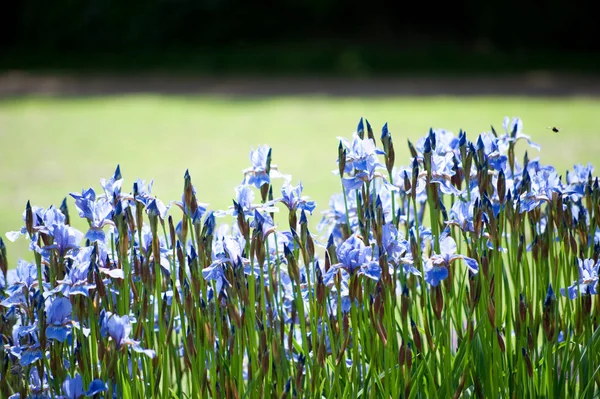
[547, 126, 560, 133]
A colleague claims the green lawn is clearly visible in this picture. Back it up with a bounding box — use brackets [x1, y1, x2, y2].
[1, 95, 599, 265]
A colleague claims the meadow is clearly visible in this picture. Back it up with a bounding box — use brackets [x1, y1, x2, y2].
[1, 95, 599, 265]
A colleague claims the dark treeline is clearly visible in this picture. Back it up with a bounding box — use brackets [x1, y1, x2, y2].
[1, 0, 598, 68]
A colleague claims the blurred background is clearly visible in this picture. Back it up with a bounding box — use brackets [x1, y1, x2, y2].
[1, 1, 600, 264]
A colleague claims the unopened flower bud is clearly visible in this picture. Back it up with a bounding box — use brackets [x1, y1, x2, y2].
[25, 200, 34, 236]
[543, 284, 556, 342]
[356, 117, 365, 139]
[496, 328, 506, 353]
[366, 119, 374, 142]
[411, 318, 422, 353]
[522, 347, 533, 377]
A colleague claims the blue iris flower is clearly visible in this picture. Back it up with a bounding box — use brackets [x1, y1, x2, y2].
[244, 145, 271, 188]
[519, 167, 562, 213]
[146, 198, 169, 221]
[424, 230, 478, 287]
[85, 379, 107, 396]
[251, 210, 276, 239]
[46, 296, 73, 342]
[337, 133, 385, 175]
[133, 178, 154, 202]
[447, 198, 475, 233]
[43, 224, 84, 257]
[234, 184, 255, 215]
[61, 374, 85, 399]
[323, 235, 380, 286]
[99, 165, 124, 201]
[379, 223, 421, 277]
[69, 195, 115, 243]
[415, 129, 460, 157]
[13, 259, 38, 290]
[8, 323, 43, 366]
[48, 260, 95, 298]
[242, 145, 290, 188]
[1, 260, 43, 308]
[318, 192, 358, 243]
[6, 204, 55, 242]
[561, 258, 599, 299]
[203, 231, 247, 294]
[280, 182, 317, 215]
[499, 117, 540, 151]
[100, 311, 155, 358]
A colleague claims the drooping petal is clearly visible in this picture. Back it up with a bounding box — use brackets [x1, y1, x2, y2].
[425, 266, 448, 287]
[360, 261, 381, 281]
[85, 379, 107, 396]
[461, 256, 479, 274]
[62, 374, 85, 399]
[439, 235, 457, 256]
[20, 347, 43, 366]
[46, 325, 71, 342]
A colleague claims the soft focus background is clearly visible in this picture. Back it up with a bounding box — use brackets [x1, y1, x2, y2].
[1, 1, 599, 265]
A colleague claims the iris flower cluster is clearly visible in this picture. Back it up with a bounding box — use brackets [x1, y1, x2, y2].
[1, 116, 599, 398]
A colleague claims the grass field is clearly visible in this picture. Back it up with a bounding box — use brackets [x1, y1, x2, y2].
[1, 95, 599, 265]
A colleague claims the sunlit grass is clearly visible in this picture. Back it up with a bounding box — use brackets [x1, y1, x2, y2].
[1, 95, 599, 264]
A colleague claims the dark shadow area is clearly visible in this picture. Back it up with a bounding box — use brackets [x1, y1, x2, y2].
[1, 1, 599, 97]
[2, 73, 600, 98]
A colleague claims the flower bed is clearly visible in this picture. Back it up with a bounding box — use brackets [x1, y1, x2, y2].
[1, 117, 599, 398]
